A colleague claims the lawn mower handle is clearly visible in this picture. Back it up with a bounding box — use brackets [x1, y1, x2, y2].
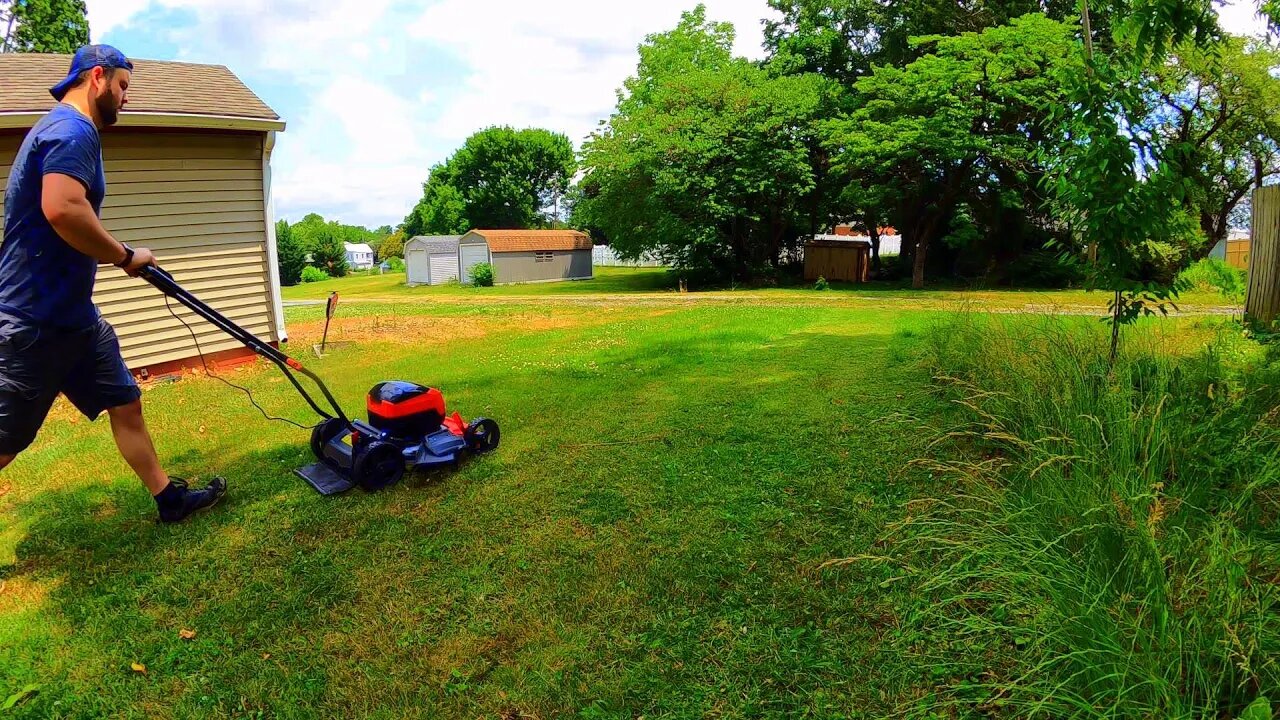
[138, 264, 353, 428]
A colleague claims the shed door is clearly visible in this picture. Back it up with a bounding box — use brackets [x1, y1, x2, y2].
[429, 252, 459, 284]
[460, 244, 489, 284]
[407, 249, 430, 284]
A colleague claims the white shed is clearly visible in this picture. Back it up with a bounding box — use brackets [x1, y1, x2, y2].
[406, 235, 461, 285]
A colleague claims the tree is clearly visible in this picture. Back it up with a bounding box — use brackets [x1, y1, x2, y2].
[1, 0, 89, 53]
[290, 212, 328, 253]
[404, 127, 576, 234]
[275, 219, 305, 286]
[311, 225, 349, 278]
[824, 14, 1079, 288]
[577, 5, 835, 280]
[377, 230, 405, 262]
[403, 169, 468, 236]
[1146, 36, 1280, 255]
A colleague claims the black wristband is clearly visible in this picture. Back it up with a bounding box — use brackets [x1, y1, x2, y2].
[115, 246, 134, 268]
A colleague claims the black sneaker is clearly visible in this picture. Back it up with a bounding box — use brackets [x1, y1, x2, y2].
[158, 476, 227, 523]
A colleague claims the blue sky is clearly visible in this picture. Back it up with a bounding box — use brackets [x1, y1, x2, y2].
[86, 0, 1270, 230]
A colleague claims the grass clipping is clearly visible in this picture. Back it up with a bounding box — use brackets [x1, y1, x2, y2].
[895, 315, 1279, 718]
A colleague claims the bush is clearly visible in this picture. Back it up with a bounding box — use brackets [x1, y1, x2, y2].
[893, 316, 1279, 718]
[300, 266, 329, 283]
[470, 262, 495, 287]
[1178, 257, 1247, 302]
[1004, 248, 1086, 288]
[312, 227, 349, 278]
[386, 256, 406, 272]
[813, 276, 829, 291]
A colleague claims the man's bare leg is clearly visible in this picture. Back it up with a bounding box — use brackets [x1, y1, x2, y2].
[106, 399, 169, 495]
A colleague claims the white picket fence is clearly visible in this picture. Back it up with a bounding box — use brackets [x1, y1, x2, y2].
[592, 245, 667, 267]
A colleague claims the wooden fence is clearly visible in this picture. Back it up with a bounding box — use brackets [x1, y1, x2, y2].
[1247, 184, 1280, 325]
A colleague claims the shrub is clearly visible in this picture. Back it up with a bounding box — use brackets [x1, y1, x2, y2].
[1178, 257, 1247, 302]
[276, 220, 305, 286]
[813, 276, 829, 291]
[470, 262, 495, 287]
[300, 266, 329, 283]
[386, 256, 406, 272]
[890, 316, 1279, 718]
[1003, 248, 1086, 288]
[312, 227, 349, 278]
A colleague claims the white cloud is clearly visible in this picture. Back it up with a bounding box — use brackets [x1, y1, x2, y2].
[1219, 0, 1270, 35]
[410, 0, 773, 147]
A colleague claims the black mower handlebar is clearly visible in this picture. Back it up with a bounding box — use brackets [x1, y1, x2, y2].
[138, 264, 353, 428]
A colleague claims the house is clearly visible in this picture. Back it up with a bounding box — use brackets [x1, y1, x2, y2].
[0, 54, 286, 376]
[344, 242, 374, 270]
[458, 229, 593, 285]
[405, 235, 460, 285]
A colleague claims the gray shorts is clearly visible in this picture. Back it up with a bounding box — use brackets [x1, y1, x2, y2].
[0, 313, 140, 455]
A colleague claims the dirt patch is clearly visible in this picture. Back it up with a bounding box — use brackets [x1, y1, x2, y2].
[287, 311, 592, 347]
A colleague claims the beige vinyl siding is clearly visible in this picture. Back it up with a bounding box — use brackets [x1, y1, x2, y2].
[1, 129, 277, 370]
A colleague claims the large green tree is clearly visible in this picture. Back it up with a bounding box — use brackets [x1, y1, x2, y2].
[404, 127, 575, 234]
[576, 5, 835, 279]
[1146, 35, 1280, 253]
[1, 0, 89, 53]
[825, 14, 1078, 288]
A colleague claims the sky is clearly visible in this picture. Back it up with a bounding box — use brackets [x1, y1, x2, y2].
[85, 0, 1274, 231]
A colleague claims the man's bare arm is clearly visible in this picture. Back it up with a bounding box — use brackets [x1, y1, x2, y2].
[42, 173, 154, 274]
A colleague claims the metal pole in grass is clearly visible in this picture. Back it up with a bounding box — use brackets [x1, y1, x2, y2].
[321, 291, 338, 354]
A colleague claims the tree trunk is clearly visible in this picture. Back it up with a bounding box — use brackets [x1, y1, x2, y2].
[865, 214, 882, 270]
[912, 234, 928, 289]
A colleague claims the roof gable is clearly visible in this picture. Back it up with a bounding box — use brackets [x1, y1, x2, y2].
[0, 55, 281, 128]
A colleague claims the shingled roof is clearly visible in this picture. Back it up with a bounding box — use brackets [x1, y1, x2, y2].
[464, 229, 592, 253]
[0, 54, 282, 128]
[407, 235, 462, 254]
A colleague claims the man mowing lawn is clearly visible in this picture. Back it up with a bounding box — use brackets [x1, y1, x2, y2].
[0, 44, 227, 522]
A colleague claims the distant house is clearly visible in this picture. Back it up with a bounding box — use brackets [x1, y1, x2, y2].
[458, 229, 593, 285]
[344, 242, 375, 270]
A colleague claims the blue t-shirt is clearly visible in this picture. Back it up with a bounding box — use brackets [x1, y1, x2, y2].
[0, 103, 106, 330]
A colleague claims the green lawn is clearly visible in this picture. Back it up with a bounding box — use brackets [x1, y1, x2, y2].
[0, 281, 1233, 717]
[284, 266, 1236, 312]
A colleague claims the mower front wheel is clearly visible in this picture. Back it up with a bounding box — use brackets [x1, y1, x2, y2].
[354, 441, 405, 491]
[465, 417, 500, 454]
[310, 417, 348, 462]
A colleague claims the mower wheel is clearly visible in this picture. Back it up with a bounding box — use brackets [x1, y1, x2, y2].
[310, 418, 348, 462]
[354, 441, 405, 491]
[465, 417, 500, 454]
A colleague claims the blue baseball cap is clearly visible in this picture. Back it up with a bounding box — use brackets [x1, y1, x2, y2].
[49, 44, 134, 101]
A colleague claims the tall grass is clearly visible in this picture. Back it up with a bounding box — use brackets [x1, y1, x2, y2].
[900, 316, 1279, 718]
[1178, 258, 1247, 303]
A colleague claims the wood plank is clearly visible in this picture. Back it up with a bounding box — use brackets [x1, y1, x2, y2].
[104, 209, 265, 231]
[109, 220, 265, 243]
[101, 189, 263, 209]
[108, 168, 261, 184]
[102, 199, 265, 220]
[105, 179, 263, 196]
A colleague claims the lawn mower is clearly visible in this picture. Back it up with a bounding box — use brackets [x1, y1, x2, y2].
[139, 265, 500, 495]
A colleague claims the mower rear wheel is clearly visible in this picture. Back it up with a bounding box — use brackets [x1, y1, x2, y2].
[354, 441, 405, 491]
[310, 418, 348, 462]
[465, 417, 500, 454]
